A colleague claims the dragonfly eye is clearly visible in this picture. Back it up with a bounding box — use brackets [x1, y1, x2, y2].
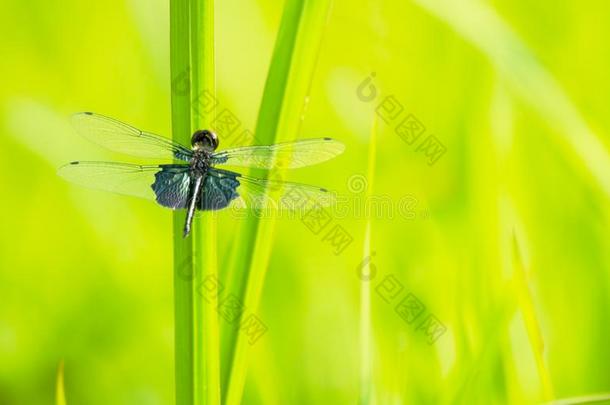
[191, 129, 219, 151]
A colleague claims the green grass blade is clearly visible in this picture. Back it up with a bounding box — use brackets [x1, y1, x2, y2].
[544, 393, 610, 405]
[413, 0, 610, 197]
[170, 0, 194, 403]
[55, 360, 66, 405]
[222, 0, 332, 403]
[220, 1, 305, 397]
[359, 117, 377, 405]
[512, 232, 554, 401]
[191, 0, 220, 403]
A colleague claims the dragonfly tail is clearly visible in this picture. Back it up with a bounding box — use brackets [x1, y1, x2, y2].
[183, 175, 202, 238]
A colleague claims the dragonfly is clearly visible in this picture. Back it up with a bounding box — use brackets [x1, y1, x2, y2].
[58, 112, 345, 237]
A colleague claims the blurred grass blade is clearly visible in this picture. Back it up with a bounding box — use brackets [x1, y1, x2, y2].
[222, 0, 305, 397]
[512, 232, 554, 401]
[413, 0, 610, 198]
[170, 0, 194, 403]
[222, 0, 332, 403]
[359, 116, 377, 404]
[191, 0, 220, 403]
[55, 361, 66, 405]
[544, 393, 610, 405]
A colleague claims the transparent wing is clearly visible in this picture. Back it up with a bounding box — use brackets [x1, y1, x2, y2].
[210, 138, 344, 169]
[72, 112, 193, 161]
[58, 161, 192, 209]
[207, 168, 335, 212]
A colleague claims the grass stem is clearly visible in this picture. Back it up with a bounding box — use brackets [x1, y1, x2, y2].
[170, 0, 195, 403]
[191, 0, 220, 403]
[359, 116, 377, 405]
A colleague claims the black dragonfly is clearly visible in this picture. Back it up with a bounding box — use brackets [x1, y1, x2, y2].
[58, 113, 345, 237]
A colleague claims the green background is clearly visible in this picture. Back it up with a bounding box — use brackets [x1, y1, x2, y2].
[1, 0, 610, 403]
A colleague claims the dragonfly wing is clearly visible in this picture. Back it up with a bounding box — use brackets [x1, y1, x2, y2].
[58, 161, 191, 209]
[210, 138, 344, 169]
[151, 165, 192, 209]
[72, 112, 193, 161]
[198, 171, 241, 211]
[207, 168, 334, 211]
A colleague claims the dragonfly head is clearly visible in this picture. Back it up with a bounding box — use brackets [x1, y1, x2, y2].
[191, 129, 219, 152]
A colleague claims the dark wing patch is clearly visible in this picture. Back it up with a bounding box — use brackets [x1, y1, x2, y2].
[151, 165, 191, 209]
[199, 169, 240, 210]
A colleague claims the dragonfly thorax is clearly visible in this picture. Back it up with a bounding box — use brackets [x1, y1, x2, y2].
[190, 149, 211, 175]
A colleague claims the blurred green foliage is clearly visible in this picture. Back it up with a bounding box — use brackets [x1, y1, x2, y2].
[1, 0, 610, 404]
